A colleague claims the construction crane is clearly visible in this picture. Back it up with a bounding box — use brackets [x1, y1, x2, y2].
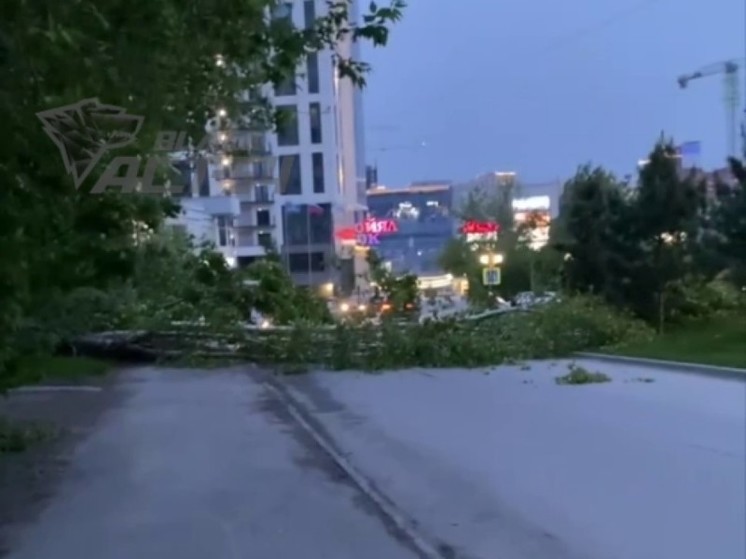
[677, 59, 742, 158]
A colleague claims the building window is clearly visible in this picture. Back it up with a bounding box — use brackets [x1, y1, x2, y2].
[216, 216, 234, 247]
[276, 105, 299, 146]
[169, 224, 188, 237]
[237, 255, 260, 268]
[194, 158, 210, 196]
[310, 204, 332, 244]
[169, 159, 192, 197]
[283, 203, 332, 245]
[272, 2, 293, 21]
[257, 232, 273, 249]
[309, 102, 322, 143]
[256, 209, 271, 227]
[312, 153, 324, 193]
[307, 53, 319, 94]
[254, 184, 272, 203]
[274, 76, 296, 97]
[288, 252, 325, 273]
[304, 0, 316, 28]
[278, 154, 301, 194]
[250, 160, 272, 180]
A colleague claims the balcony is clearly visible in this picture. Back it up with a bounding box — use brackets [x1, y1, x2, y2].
[236, 189, 275, 204]
[212, 166, 276, 185]
[236, 215, 276, 229]
[183, 195, 240, 216]
[239, 136, 272, 157]
[233, 171, 276, 184]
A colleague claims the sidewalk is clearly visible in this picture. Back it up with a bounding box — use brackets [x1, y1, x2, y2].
[576, 352, 746, 381]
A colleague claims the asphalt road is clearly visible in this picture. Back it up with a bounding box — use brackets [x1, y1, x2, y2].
[284, 359, 746, 559]
[0, 367, 420, 559]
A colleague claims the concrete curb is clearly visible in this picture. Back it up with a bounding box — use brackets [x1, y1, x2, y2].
[263, 376, 447, 559]
[9, 385, 103, 394]
[575, 353, 746, 382]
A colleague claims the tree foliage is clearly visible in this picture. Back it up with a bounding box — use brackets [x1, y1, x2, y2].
[0, 0, 405, 383]
[552, 140, 736, 330]
[366, 249, 419, 312]
[712, 158, 746, 286]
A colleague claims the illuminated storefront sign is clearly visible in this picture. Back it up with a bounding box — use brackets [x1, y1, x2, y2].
[461, 221, 499, 234]
[513, 211, 550, 227]
[461, 220, 499, 243]
[514, 210, 551, 250]
[512, 196, 550, 211]
[335, 219, 398, 246]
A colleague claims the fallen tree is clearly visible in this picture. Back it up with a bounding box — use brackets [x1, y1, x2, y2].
[66, 296, 653, 371]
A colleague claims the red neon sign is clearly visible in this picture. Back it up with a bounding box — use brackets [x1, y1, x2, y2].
[335, 219, 398, 245]
[461, 221, 499, 234]
[359, 218, 398, 235]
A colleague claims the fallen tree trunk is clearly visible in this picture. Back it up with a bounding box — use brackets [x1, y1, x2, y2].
[69, 331, 241, 363]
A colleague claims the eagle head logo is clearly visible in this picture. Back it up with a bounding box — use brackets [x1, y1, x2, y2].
[37, 98, 143, 188]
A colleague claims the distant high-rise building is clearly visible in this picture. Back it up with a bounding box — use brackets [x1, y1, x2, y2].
[365, 164, 378, 190]
[193, 0, 367, 295]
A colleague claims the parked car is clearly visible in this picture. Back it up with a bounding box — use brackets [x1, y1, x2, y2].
[512, 291, 558, 308]
[512, 292, 536, 308]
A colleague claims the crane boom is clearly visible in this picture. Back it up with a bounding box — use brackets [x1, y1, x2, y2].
[677, 59, 741, 158]
[677, 60, 739, 88]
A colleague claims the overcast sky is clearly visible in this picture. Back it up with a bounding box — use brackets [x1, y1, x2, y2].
[361, 0, 745, 187]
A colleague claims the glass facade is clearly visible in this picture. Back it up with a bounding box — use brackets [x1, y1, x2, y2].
[282, 203, 333, 246]
[366, 187, 455, 274]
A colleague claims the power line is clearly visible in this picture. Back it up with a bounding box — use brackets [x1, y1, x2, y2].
[533, 0, 670, 55]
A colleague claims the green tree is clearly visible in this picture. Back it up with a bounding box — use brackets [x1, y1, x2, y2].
[552, 164, 627, 296]
[0, 0, 405, 384]
[366, 249, 419, 312]
[712, 158, 746, 287]
[553, 142, 707, 330]
[631, 142, 705, 330]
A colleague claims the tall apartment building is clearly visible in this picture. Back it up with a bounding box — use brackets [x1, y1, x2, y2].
[176, 0, 367, 295]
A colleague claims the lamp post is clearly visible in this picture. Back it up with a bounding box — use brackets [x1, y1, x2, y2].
[478, 252, 504, 306]
[479, 253, 504, 266]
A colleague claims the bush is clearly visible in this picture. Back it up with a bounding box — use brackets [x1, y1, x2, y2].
[11, 287, 139, 357]
[475, 295, 654, 358]
[243, 296, 650, 370]
[667, 278, 745, 322]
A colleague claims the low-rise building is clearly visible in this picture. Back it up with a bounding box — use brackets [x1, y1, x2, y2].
[366, 181, 455, 274]
[452, 172, 563, 249]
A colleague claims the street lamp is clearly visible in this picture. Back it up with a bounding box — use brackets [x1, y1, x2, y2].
[479, 253, 504, 266]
